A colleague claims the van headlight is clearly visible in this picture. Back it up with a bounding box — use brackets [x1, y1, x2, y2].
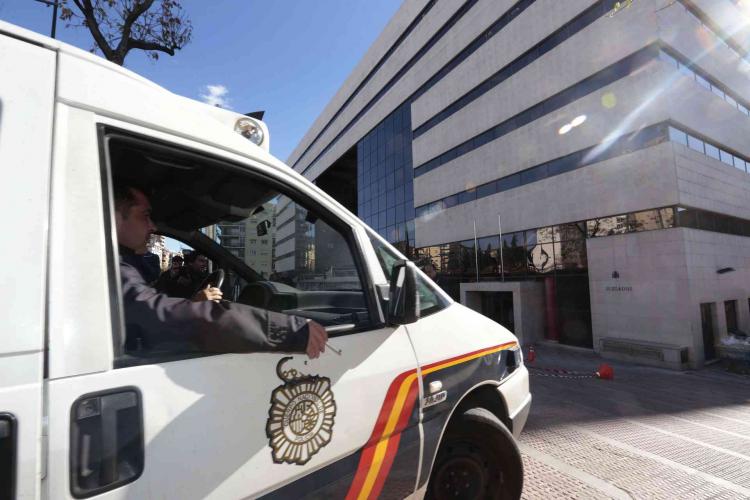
[507, 346, 522, 373]
[234, 117, 264, 146]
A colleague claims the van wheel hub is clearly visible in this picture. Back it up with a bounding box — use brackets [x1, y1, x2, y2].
[434, 445, 490, 499]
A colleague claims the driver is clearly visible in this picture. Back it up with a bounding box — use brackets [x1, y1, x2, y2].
[114, 183, 328, 358]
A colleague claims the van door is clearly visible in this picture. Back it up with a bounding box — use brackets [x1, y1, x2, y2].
[44, 118, 422, 498]
[0, 32, 56, 499]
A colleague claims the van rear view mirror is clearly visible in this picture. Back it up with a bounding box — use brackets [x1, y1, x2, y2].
[388, 260, 420, 325]
[256, 219, 271, 236]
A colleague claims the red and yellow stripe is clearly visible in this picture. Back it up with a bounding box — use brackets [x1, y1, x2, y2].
[345, 341, 518, 500]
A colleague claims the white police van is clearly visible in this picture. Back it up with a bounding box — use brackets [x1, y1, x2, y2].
[0, 20, 530, 499]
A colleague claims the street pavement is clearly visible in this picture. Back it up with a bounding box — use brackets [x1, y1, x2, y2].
[518, 344, 750, 499]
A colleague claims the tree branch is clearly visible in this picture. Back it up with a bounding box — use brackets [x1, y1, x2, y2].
[73, 0, 115, 61]
[115, 0, 155, 59]
[127, 37, 175, 55]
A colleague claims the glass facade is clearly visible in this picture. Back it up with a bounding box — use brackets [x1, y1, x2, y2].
[416, 204, 750, 294]
[416, 219, 593, 285]
[356, 103, 416, 255]
[416, 218, 593, 347]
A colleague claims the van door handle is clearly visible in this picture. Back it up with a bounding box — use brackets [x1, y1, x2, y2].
[71, 388, 144, 497]
[0, 413, 17, 500]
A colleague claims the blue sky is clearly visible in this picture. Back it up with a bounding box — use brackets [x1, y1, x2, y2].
[0, 0, 402, 161]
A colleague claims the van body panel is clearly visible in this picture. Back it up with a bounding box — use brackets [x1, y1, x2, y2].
[47, 104, 115, 379]
[56, 51, 271, 164]
[45, 312, 419, 499]
[42, 115, 423, 498]
[405, 303, 520, 488]
[0, 31, 56, 500]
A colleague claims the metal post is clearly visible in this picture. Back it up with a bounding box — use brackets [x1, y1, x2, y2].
[498, 215, 505, 282]
[34, 0, 59, 39]
[51, 0, 58, 39]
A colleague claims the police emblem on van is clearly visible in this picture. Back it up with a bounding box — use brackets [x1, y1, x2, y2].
[266, 357, 337, 465]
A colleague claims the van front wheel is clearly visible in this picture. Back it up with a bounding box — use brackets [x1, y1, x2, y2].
[426, 407, 523, 500]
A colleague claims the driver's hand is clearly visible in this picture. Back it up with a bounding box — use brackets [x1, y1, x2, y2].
[306, 321, 328, 359]
[192, 285, 223, 303]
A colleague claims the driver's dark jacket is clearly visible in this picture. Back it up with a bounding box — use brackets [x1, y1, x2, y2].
[119, 246, 310, 353]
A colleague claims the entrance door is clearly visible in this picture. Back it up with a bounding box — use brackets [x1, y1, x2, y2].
[701, 303, 716, 361]
[480, 292, 515, 332]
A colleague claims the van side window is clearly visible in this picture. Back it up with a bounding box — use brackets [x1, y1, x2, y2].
[368, 235, 448, 317]
[101, 129, 373, 367]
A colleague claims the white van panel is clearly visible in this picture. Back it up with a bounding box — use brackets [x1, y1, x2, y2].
[0, 34, 55, 356]
[55, 51, 266, 163]
[47, 105, 114, 378]
[0, 31, 55, 500]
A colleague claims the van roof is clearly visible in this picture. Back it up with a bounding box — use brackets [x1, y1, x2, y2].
[0, 19, 279, 164]
[0, 19, 368, 230]
[0, 19, 162, 89]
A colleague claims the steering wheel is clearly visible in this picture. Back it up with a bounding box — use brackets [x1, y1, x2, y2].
[198, 269, 225, 290]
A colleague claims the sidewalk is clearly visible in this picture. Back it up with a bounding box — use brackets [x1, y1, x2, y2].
[519, 343, 750, 499]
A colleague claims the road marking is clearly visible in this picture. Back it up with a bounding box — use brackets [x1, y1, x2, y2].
[518, 442, 633, 500]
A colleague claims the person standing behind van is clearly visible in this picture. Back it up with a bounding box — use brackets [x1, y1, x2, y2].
[155, 252, 209, 299]
[114, 184, 327, 358]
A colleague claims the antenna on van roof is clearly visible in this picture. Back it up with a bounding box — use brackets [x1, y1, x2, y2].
[244, 111, 265, 120]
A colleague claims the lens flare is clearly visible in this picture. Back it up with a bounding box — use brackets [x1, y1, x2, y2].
[601, 92, 617, 109]
[571, 115, 587, 127]
[558, 123, 573, 135]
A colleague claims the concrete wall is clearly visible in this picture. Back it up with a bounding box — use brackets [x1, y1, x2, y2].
[412, 0, 660, 166]
[587, 227, 750, 367]
[411, 0, 598, 129]
[586, 228, 692, 357]
[673, 143, 750, 221]
[460, 281, 545, 345]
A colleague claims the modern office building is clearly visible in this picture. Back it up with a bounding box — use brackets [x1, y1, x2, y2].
[285, 0, 750, 368]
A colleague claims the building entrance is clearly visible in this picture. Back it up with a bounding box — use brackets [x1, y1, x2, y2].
[480, 292, 515, 333]
[701, 303, 716, 361]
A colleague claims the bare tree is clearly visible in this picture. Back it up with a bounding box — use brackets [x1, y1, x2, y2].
[59, 0, 192, 65]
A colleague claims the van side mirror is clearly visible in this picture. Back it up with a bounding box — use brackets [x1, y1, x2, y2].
[388, 260, 420, 325]
[256, 219, 271, 236]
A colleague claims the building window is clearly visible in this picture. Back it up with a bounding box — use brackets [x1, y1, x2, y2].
[356, 103, 414, 255]
[669, 126, 688, 146]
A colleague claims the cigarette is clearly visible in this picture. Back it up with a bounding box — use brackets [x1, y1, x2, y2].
[326, 342, 342, 356]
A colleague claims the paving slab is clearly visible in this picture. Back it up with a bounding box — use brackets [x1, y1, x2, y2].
[519, 344, 750, 499]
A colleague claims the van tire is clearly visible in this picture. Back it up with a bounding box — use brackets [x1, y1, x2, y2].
[426, 407, 523, 500]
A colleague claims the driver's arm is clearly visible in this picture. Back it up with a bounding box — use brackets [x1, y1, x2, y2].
[192, 285, 223, 302]
[120, 260, 311, 354]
